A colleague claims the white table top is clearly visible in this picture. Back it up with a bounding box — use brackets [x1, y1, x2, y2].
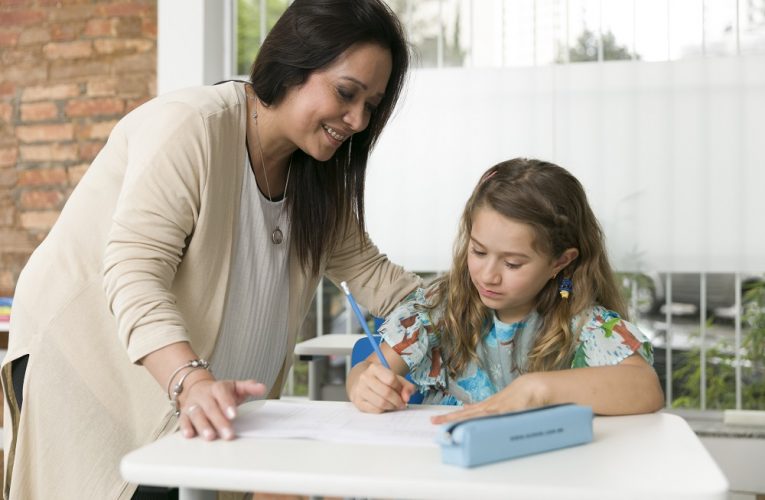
[293, 333, 364, 357]
[121, 400, 728, 500]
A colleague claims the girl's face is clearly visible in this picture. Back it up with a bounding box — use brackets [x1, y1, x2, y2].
[467, 207, 571, 324]
[276, 42, 392, 161]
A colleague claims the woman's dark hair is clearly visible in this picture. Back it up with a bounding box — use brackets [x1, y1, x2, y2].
[249, 0, 410, 275]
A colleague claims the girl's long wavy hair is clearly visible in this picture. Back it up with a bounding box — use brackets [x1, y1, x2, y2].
[250, 0, 409, 275]
[430, 158, 627, 375]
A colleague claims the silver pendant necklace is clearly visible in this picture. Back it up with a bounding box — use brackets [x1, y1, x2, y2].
[251, 100, 292, 245]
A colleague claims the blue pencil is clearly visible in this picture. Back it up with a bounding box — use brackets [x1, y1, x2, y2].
[340, 281, 391, 369]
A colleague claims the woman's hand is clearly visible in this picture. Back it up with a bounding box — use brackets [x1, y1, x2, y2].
[348, 362, 416, 413]
[140, 342, 268, 441]
[177, 377, 267, 440]
[430, 373, 549, 425]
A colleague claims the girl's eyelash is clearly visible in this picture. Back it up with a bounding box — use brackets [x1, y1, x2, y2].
[471, 247, 520, 268]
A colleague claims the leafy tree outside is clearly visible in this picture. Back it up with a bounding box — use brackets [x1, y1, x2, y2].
[442, 5, 466, 67]
[387, 0, 466, 68]
[237, 0, 290, 76]
[559, 29, 637, 63]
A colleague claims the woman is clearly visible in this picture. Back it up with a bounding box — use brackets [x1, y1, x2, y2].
[2, 1, 419, 498]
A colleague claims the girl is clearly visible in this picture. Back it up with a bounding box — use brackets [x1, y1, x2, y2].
[347, 158, 664, 423]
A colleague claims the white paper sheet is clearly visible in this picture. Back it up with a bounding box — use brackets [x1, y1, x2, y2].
[233, 400, 452, 447]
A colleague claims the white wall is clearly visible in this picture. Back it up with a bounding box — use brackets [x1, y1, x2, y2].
[157, 0, 230, 95]
[701, 436, 765, 495]
[366, 55, 765, 273]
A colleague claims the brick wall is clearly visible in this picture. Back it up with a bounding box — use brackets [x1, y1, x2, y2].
[0, 0, 157, 296]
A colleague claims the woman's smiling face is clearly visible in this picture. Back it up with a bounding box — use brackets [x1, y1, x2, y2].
[276, 42, 392, 162]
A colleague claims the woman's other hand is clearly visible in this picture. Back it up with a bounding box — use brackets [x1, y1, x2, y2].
[178, 378, 267, 440]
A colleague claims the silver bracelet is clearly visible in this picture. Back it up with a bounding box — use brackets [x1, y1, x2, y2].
[170, 366, 208, 417]
[166, 359, 210, 399]
[166, 359, 210, 417]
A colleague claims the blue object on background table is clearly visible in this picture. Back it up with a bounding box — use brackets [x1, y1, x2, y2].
[0, 296, 11, 322]
[340, 281, 390, 369]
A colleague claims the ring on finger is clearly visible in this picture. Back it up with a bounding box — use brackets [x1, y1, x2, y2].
[185, 404, 200, 416]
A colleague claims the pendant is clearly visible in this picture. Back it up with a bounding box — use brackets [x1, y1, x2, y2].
[271, 227, 283, 245]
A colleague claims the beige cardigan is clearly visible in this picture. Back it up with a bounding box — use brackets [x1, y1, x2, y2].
[1, 82, 420, 499]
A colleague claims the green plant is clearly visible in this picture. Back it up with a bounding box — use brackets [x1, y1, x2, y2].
[615, 272, 658, 318]
[743, 281, 765, 365]
[291, 360, 309, 397]
[671, 321, 738, 409]
[672, 280, 765, 410]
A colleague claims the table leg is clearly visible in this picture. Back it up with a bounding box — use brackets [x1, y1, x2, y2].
[179, 487, 216, 500]
[308, 359, 319, 400]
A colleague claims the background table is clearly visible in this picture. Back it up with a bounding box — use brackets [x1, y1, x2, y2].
[293, 334, 363, 399]
[121, 400, 729, 500]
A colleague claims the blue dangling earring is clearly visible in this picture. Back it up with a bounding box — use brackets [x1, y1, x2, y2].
[559, 277, 573, 299]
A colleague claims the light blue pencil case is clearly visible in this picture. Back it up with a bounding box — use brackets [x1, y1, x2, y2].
[436, 403, 593, 467]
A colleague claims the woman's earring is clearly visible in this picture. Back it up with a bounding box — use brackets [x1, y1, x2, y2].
[346, 135, 353, 166]
[559, 277, 573, 299]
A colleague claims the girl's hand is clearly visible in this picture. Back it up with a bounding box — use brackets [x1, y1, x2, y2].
[177, 378, 267, 440]
[430, 373, 550, 425]
[349, 363, 416, 413]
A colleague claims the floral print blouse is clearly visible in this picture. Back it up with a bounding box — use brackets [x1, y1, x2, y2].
[378, 288, 654, 406]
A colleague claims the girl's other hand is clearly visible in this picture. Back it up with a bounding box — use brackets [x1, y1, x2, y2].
[178, 379, 267, 440]
[349, 363, 416, 413]
[430, 373, 549, 425]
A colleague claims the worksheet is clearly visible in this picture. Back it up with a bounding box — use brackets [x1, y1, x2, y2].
[233, 400, 452, 447]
